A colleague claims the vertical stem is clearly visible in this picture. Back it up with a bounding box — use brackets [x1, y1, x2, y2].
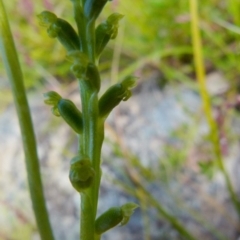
[0, 1, 54, 239]
[73, 0, 84, 51]
[189, 0, 240, 217]
[73, 1, 104, 239]
[79, 18, 95, 63]
[85, 20, 96, 63]
[78, 80, 104, 240]
[72, 0, 96, 63]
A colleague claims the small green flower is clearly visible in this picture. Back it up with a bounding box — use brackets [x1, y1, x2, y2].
[98, 76, 137, 118]
[44, 92, 83, 133]
[94, 202, 138, 234]
[95, 13, 124, 57]
[38, 11, 79, 52]
[69, 156, 95, 192]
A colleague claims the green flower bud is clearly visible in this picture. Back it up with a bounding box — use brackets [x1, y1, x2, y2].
[57, 98, 83, 134]
[95, 24, 110, 57]
[70, 63, 86, 78]
[49, 18, 79, 51]
[47, 22, 60, 38]
[120, 202, 138, 226]
[51, 105, 61, 117]
[95, 207, 123, 235]
[38, 11, 79, 52]
[69, 156, 95, 192]
[37, 11, 57, 27]
[98, 76, 137, 118]
[43, 91, 83, 130]
[107, 13, 124, 27]
[95, 13, 124, 57]
[121, 76, 137, 89]
[121, 76, 136, 101]
[43, 91, 62, 116]
[43, 91, 62, 106]
[84, 0, 108, 21]
[67, 51, 89, 78]
[85, 63, 101, 92]
[95, 202, 138, 235]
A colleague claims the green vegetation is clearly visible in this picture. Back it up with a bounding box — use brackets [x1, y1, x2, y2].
[1, 0, 240, 239]
[2, 0, 140, 239]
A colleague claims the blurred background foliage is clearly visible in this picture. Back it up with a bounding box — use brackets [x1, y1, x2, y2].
[1, 0, 240, 239]
[1, 0, 239, 89]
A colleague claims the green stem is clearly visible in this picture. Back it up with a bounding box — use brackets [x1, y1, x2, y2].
[0, 1, 54, 240]
[78, 80, 104, 240]
[72, 0, 95, 62]
[79, 13, 95, 62]
[73, 2, 104, 239]
[84, 20, 96, 63]
[72, 0, 84, 51]
[189, 0, 240, 217]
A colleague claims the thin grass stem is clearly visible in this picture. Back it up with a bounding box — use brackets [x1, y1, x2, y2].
[189, 0, 240, 218]
[0, 1, 54, 239]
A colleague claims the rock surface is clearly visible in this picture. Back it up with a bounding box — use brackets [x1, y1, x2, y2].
[0, 73, 240, 239]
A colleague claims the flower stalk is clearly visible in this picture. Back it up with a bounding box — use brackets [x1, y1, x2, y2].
[40, 1, 137, 239]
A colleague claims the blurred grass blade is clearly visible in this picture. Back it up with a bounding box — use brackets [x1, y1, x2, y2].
[228, 0, 240, 26]
[189, 0, 240, 218]
[214, 17, 240, 35]
[0, 1, 54, 239]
